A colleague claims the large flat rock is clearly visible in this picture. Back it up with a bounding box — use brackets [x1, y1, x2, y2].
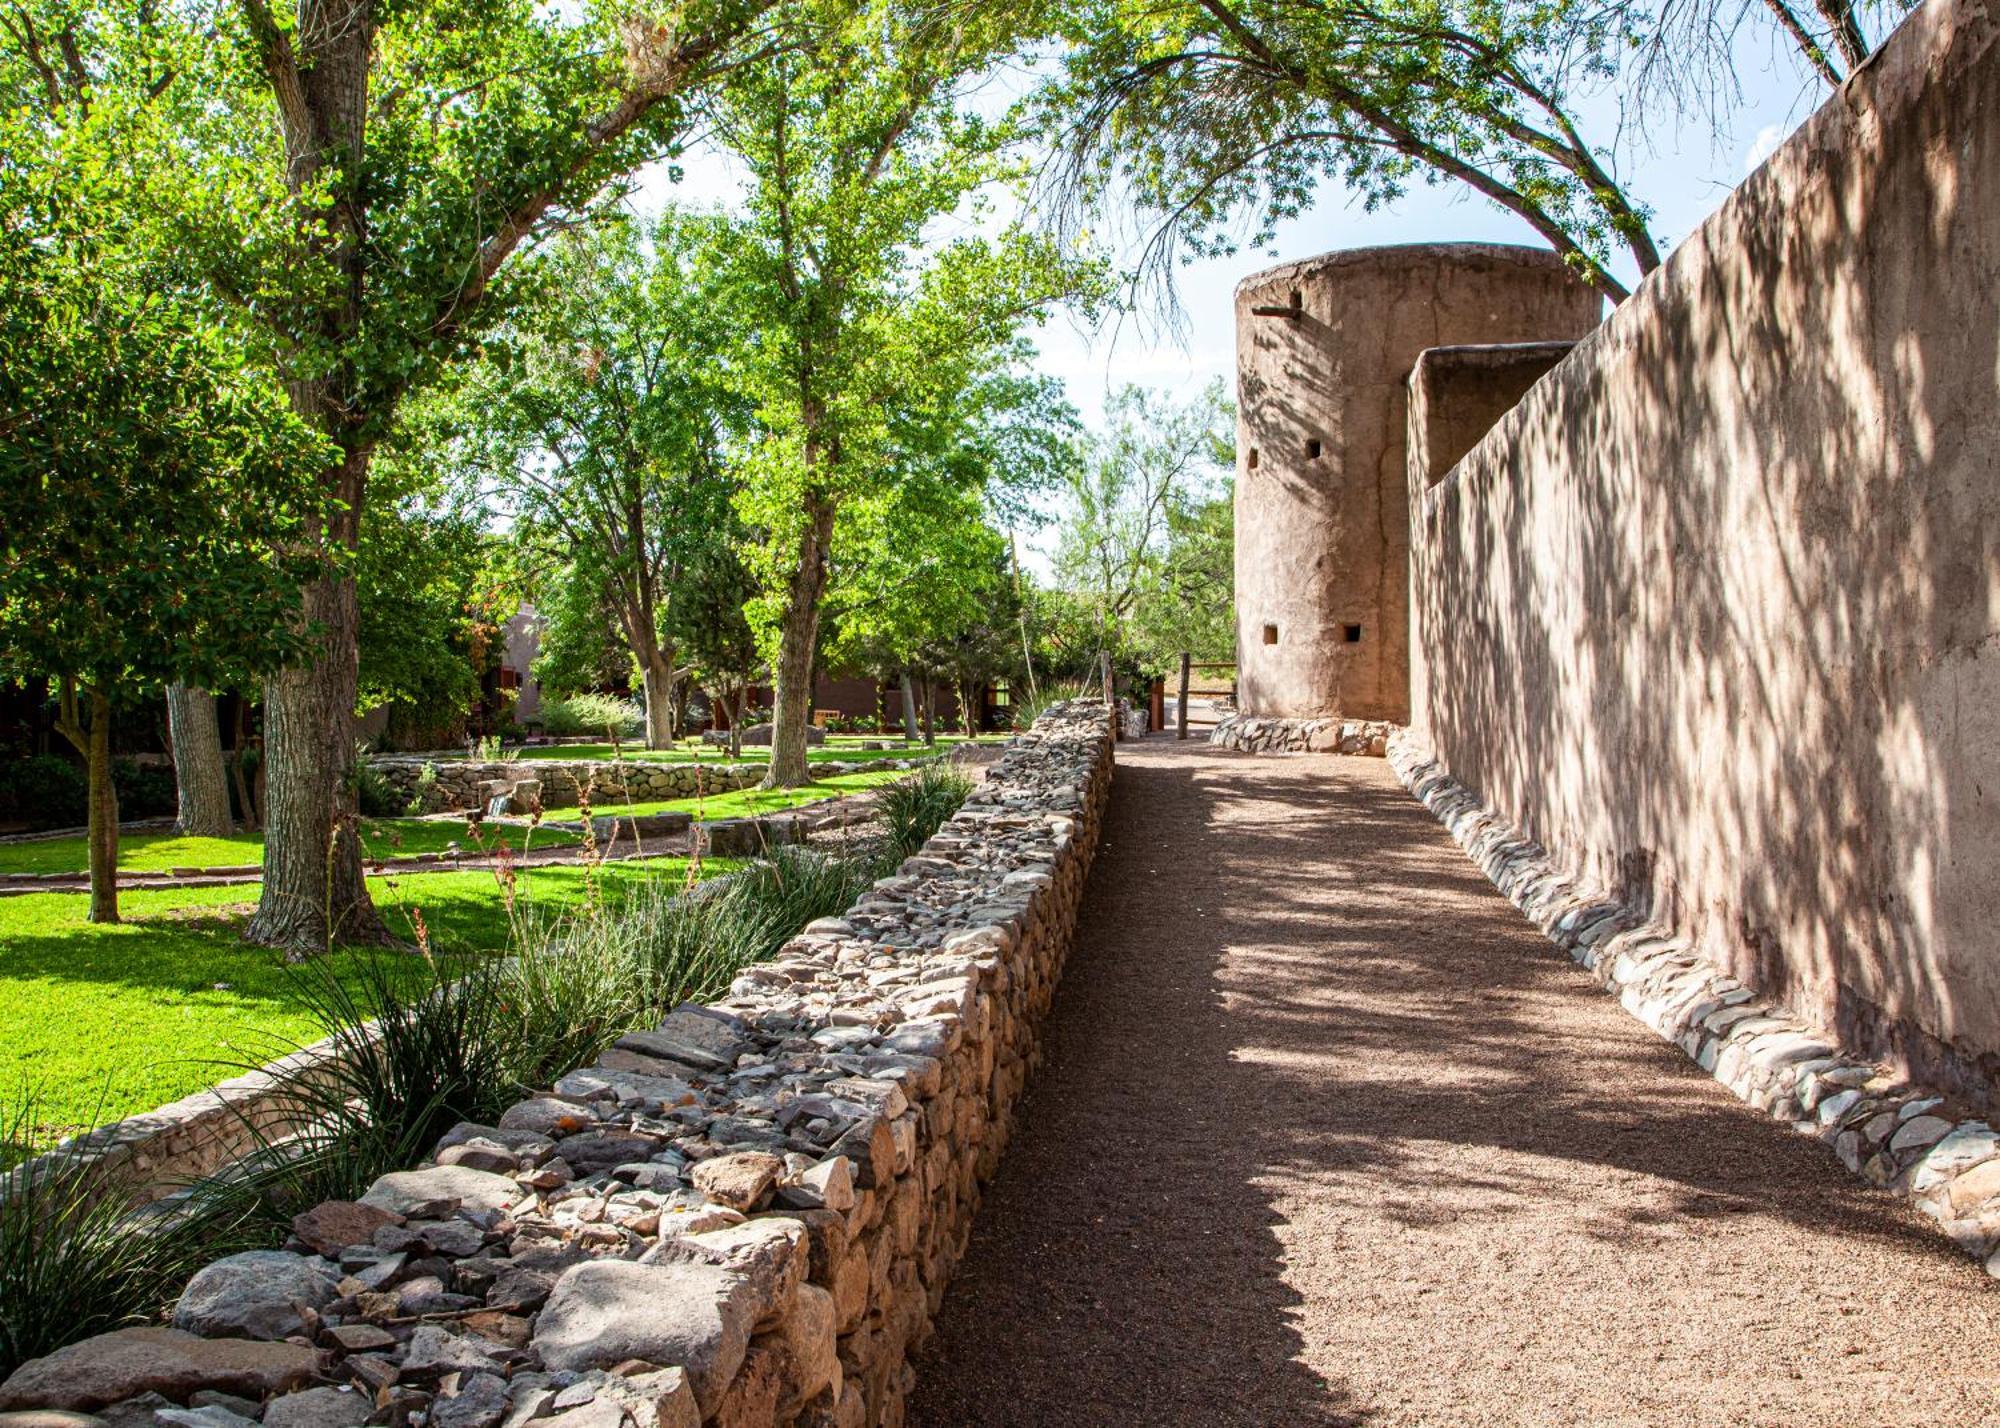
[0, 1329, 319, 1412]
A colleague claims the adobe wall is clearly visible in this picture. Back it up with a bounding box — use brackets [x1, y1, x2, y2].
[1407, 0, 2000, 1100]
[1233, 244, 1599, 723]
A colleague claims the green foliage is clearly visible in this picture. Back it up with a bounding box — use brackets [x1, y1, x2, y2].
[877, 762, 975, 860]
[1048, 381, 1235, 673]
[353, 761, 401, 820]
[0, 1096, 237, 1376]
[1035, 0, 1657, 299]
[0, 152, 333, 704]
[0, 756, 86, 831]
[539, 694, 644, 740]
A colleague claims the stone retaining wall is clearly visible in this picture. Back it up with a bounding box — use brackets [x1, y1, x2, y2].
[0, 702, 1116, 1427]
[1390, 731, 2000, 1275]
[1209, 713, 1393, 757]
[2, 1040, 346, 1213]
[371, 755, 934, 814]
[371, 759, 767, 813]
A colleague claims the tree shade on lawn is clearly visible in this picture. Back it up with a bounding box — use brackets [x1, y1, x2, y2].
[0, 819, 579, 878]
[0, 859, 727, 1150]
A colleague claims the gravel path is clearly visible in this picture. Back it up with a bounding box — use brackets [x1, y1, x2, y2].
[907, 737, 2000, 1427]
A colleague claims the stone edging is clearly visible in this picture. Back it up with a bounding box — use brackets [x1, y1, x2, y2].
[0, 701, 1115, 1427]
[1210, 712, 1395, 756]
[1388, 730, 2000, 1274]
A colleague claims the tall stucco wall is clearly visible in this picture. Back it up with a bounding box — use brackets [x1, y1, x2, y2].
[1409, 0, 2000, 1101]
[1234, 245, 1600, 723]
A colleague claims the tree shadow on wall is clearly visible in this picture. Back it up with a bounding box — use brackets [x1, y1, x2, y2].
[908, 741, 1996, 1427]
[1406, 20, 2000, 1103]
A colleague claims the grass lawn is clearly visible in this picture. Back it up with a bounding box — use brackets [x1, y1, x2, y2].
[579, 767, 906, 821]
[513, 732, 1006, 766]
[0, 855, 729, 1149]
[0, 817, 578, 878]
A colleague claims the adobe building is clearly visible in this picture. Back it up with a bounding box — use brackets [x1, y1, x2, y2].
[1231, 243, 1601, 727]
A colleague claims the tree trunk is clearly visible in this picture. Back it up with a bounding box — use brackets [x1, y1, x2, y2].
[762, 497, 837, 789]
[731, 681, 747, 759]
[920, 679, 935, 746]
[86, 688, 117, 924]
[166, 684, 233, 837]
[640, 656, 675, 751]
[246, 447, 387, 955]
[898, 673, 919, 742]
[231, 700, 260, 831]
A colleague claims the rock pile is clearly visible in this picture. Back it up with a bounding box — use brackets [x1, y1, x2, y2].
[0, 702, 1114, 1428]
[1208, 713, 1393, 756]
[1390, 730, 2000, 1275]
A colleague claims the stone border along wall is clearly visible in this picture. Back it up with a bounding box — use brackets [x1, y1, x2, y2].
[1389, 732, 2000, 1275]
[370, 755, 942, 815]
[1209, 713, 1395, 757]
[0, 701, 1115, 1427]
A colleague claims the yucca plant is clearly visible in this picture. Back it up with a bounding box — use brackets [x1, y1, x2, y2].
[877, 762, 975, 861]
[0, 1097, 236, 1375]
[205, 950, 521, 1232]
[1010, 678, 1098, 732]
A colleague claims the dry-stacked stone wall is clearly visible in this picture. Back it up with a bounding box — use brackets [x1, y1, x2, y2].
[1209, 713, 1394, 757]
[0, 702, 1114, 1427]
[1390, 731, 2000, 1274]
[370, 759, 767, 813]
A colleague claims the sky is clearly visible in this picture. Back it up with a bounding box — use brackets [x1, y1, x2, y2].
[631, 22, 1840, 574]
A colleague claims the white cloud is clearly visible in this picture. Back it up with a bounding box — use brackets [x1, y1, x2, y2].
[1742, 123, 1788, 175]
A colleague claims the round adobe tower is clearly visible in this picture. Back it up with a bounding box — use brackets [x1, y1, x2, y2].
[1233, 243, 1601, 723]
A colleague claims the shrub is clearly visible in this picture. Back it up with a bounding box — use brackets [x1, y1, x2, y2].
[1011, 679, 1098, 732]
[539, 693, 643, 740]
[877, 762, 974, 860]
[405, 762, 441, 817]
[353, 759, 402, 819]
[209, 951, 522, 1231]
[0, 755, 86, 830]
[111, 759, 176, 820]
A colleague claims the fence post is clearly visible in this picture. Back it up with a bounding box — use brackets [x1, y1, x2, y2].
[1177, 653, 1192, 740]
[1149, 677, 1164, 732]
[1099, 650, 1120, 741]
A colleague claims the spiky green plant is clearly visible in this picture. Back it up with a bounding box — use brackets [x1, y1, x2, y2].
[0, 1097, 236, 1375]
[877, 762, 975, 861]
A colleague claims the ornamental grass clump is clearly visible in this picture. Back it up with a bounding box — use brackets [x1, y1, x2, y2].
[0, 1097, 237, 1376]
[877, 761, 975, 860]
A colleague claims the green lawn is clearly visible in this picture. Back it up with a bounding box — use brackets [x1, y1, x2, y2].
[0, 855, 726, 1148]
[578, 768, 906, 821]
[0, 818, 577, 878]
[513, 733, 1005, 765]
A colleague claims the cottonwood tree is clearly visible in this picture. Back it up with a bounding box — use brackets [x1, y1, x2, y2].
[1053, 381, 1234, 663]
[439, 213, 753, 749]
[85, 0, 782, 951]
[165, 686, 233, 836]
[713, 0, 1103, 787]
[1037, 0, 1659, 302]
[0, 155, 328, 921]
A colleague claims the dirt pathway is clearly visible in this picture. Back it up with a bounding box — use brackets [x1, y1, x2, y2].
[907, 738, 2000, 1427]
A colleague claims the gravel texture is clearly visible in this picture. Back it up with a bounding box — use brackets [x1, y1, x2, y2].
[907, 738, 2000, 1427]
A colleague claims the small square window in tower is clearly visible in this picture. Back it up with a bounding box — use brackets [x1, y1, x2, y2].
[1247, 448, 1259, 470]
[1262, 624, 1280, 646]
[1343, 624, 1363, 643]
[1305, 438, 1322, 460]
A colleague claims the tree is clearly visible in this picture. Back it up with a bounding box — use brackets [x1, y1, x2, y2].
[715, 0, 1101, 786]
[1039, 0, 1659, 302]
[443, 213, 754, 749]
[94, 0, 782, 951]
[166, 685, 233, 836]
[0, 143, 329, 921]
[1052, 381, 1234, 665]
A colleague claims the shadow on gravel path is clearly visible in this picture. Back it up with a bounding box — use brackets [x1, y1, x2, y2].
[906, 737, 2000, 1428]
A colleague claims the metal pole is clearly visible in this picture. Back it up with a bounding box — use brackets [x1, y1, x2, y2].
[1177, 653, 1191, 740]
